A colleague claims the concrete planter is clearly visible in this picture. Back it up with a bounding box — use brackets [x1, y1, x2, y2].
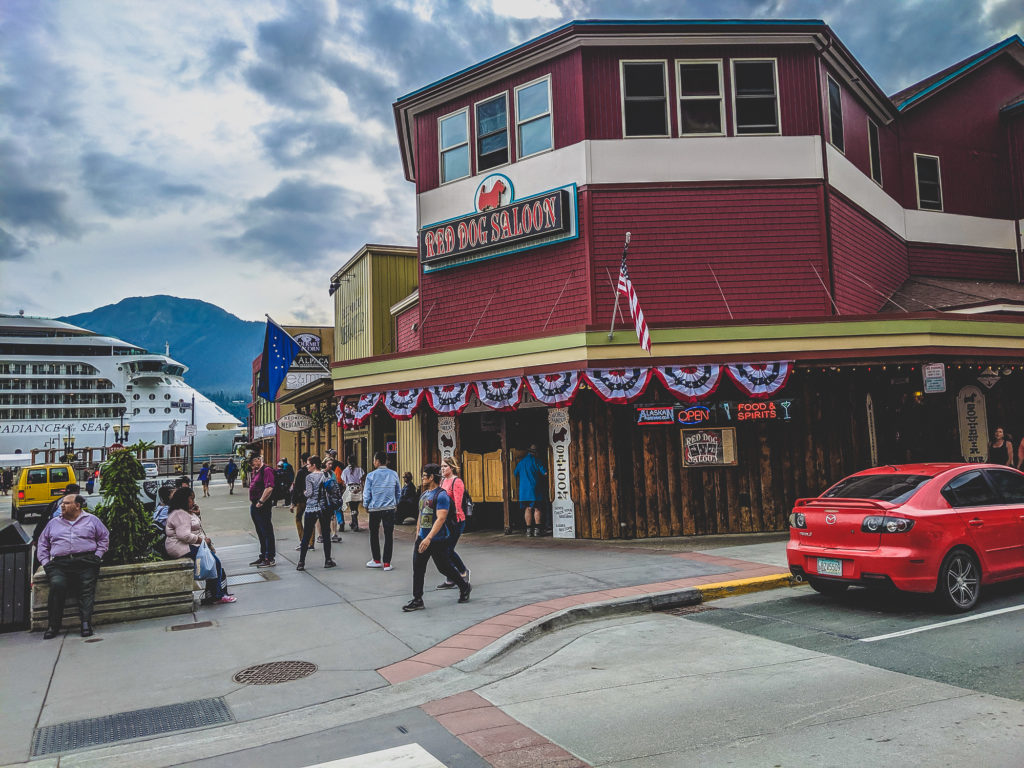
[32, 559, 194, 630]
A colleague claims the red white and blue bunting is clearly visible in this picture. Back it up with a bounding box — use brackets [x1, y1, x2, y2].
[475, 378, 523, 411]
[654, 365, 723, 403]
[382, 388, 424, 420]
[524, 371, 580, 407]
[351, 392, 380, 426]
[725, 362, 792, 399]
[426, 383, 474, 414]
[584, 368, 652, 404]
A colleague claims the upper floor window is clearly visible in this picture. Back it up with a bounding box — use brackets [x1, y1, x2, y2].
[732, 59, 779, 135]
[515, 76, 552, 159]
[439, 109, 469, 184]
[914, 154, 943, 211]
[827, 76, 844, 152]
[676, 60, 724, 136]
[475, 94, 508, 171]
[867, 119, 882, 185]
[621, 61, 669, 137]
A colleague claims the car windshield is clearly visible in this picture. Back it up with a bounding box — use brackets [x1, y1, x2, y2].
[822, 474, 930, 504]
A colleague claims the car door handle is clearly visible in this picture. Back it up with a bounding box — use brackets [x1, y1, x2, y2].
[968, 518, 984, 527]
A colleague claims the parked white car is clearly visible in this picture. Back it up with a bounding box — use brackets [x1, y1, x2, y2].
[142, 461, 159, 479]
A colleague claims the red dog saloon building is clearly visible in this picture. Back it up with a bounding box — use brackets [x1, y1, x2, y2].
[333, 20, 1024, 539]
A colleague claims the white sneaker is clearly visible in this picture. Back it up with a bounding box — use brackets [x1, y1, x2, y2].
[383, 563, 393, 571]
[366, 560, 383, 568]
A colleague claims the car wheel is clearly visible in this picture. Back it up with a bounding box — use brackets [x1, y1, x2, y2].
[807, 577, 849, 595]
[935, 548, 980, 613]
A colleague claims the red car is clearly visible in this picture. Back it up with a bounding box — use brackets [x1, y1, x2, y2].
[787, 463, 1024, 612]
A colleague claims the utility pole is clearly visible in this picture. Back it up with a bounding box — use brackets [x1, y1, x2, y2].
[190, 394, 196, 486]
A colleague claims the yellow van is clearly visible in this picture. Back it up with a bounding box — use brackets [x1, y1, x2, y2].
[12, 464, 77, 523]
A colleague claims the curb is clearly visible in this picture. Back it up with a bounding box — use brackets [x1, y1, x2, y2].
[696, 573, 798, 601]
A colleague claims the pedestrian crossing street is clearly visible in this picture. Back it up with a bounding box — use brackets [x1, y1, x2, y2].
[303, 743, 447, 767]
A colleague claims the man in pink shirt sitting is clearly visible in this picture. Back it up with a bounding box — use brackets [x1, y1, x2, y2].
[37, 494, 110, 639]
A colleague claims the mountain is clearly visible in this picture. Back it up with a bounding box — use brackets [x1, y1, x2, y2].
[58, 295, 264, 421]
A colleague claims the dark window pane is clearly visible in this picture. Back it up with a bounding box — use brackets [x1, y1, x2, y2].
[735, 97, 778, 133]
[823, 474, 930, 504]
[478, 147, 508, 172]
[625, 100, 667, 136]
[868, 121, 882, 183]
[680, 99, 722, 134]
[941, 471, 997, 507]
[624, 63, 665, 97]
[734, 61, 775, 95]
[916, 156, 939, 184]
[986, 469, 1024, 503]
[476, 98, 506, 137]
[916, 156, 942, 209]
[49, 467, 70, 483]
[479, 130, 507, 156]
[828, 78, 844, 151]
[27, 469, 47, 484]
[679, 64, 719, 97]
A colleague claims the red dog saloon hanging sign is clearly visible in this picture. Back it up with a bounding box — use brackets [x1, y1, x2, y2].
[419, 174, 578, 271]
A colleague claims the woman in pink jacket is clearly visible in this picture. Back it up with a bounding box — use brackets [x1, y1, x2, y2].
[165, 487, 236, 604]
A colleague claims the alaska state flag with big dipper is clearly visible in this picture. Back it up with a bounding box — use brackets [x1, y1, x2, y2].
[256, 320, 302, 402]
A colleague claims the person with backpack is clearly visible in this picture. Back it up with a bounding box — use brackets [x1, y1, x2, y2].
[224, 458, 238, 494]
[437, 456, 471, 590]
[363, 451, 400, 571]
[198, 462, 211, 497]
[402, 463, 470, 612]
[297, 456, 336, 571]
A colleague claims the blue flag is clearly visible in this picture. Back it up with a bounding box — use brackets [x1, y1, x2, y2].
[257, 320, 302, 402]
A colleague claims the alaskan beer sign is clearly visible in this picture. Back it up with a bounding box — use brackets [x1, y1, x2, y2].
[419, 175, 578, 271]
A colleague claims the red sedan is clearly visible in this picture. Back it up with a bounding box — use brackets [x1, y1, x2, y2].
[787, 463, 1024, 612]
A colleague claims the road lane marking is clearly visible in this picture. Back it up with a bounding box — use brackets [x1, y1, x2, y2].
[860, 603, 1024, 642]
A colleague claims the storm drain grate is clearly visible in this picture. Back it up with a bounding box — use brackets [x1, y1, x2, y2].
[661, 604, 718, 616]
[31, 697, 232, 757]
[233, 660, 317, 685]
[170, 620, 213, 632]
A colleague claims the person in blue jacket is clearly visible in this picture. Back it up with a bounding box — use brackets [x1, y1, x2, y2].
[514, 444, 547, 537]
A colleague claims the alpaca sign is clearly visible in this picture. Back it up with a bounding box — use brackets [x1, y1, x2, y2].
[419, 176, 577, 269]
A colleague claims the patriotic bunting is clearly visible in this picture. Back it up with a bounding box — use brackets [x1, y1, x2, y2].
[351, 392, 380, 426]
[475, 378, 524, 411]
[383, 388, 424, 419]
[655, 365, 723, 403]
[584, 368, 652, 404]
[426, 382, 474, 414]
[726, 362, 792, 399]
[525, 371, 580, 407]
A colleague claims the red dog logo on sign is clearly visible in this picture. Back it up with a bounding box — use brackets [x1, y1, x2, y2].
[477, 179, 506, 211]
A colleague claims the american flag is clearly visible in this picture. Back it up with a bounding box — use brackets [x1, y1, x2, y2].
[616, 237, 650, 352]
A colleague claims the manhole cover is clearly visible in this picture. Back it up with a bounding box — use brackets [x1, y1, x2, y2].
[233, 661, 317, 685]
[661, 604, 717, 616]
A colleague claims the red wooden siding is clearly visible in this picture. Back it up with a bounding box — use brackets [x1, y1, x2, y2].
[899, 55, 1024, 218]
[418, 189, 591, 348]
[908, 243, 1018, 281]
[588, 184, 829, 325]
[395, 304, 420, 352]
[414, 50, 583, 194]
[582, 45, 819, 140]
[829, 193, 908, 314]
[1008, 114, 1024, 220]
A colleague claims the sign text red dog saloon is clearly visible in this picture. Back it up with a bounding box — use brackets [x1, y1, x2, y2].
[420, 189, 569, 264]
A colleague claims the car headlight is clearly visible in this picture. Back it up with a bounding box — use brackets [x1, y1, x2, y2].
[862, 515, 914, 533]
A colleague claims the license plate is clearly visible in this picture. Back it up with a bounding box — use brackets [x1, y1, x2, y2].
[817, 557, 843, 576]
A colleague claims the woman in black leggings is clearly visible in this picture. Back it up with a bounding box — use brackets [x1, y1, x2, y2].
[298, 456, 337, 570]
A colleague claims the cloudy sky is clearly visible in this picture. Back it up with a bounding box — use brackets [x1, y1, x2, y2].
[1, 0, 1021, 325]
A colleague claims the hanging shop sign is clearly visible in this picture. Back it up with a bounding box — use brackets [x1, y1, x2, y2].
[419, 178, 577, 271]
[277, 413, 313, 432]
[956, 385, 989, 463]
[438, 416, 456, 462]
[922, 363, 946, 394]
[293, 333, 322, 354]
[681, 427, 738, 467]
[548, 407, 576, 539]
[291, 353, 331, 371]
[718, 398, 796, 423]
[865, 393, 878, 467]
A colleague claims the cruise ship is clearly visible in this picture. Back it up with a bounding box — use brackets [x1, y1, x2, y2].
[0, 314, 244, 457]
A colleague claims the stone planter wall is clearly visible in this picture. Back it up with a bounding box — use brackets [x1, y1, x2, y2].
[32, 559, 194, 630]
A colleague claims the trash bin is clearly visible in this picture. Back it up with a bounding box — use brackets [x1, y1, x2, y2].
[0, 520, 32, 632]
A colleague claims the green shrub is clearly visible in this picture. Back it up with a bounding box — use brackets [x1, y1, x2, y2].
[93, 442, 158, 565]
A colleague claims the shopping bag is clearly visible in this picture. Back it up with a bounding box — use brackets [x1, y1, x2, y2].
[195, 541, 218, 580]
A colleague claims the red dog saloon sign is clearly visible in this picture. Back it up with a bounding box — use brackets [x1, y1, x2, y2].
[420, 176, 575, 269]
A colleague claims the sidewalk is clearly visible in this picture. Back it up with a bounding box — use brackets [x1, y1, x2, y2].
[0, 481, 795, 767]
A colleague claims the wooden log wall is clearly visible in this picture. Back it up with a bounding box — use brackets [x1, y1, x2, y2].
[567, 370, 874, 539]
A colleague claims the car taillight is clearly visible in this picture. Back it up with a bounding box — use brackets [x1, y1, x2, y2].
[789, 512, 807, 529]
[17, 490, 25, 500]
[862, 515, 915, 533]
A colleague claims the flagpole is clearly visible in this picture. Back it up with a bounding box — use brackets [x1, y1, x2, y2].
[608, 232, 630, 341]
[265, 314, 333, 375]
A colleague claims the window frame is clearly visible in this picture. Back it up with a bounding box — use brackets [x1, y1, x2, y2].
[437, 107, 470, 185]
[827, 75, 845, 153]
[514, 74, 554, 160]
[619, 59, 670, 138]
[730, 57, 781, 136]
[913, 153, 943, 211]
[473, 91, 510, 174]
[867, 117, 883, 186]
[675, 58, 725, 137]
